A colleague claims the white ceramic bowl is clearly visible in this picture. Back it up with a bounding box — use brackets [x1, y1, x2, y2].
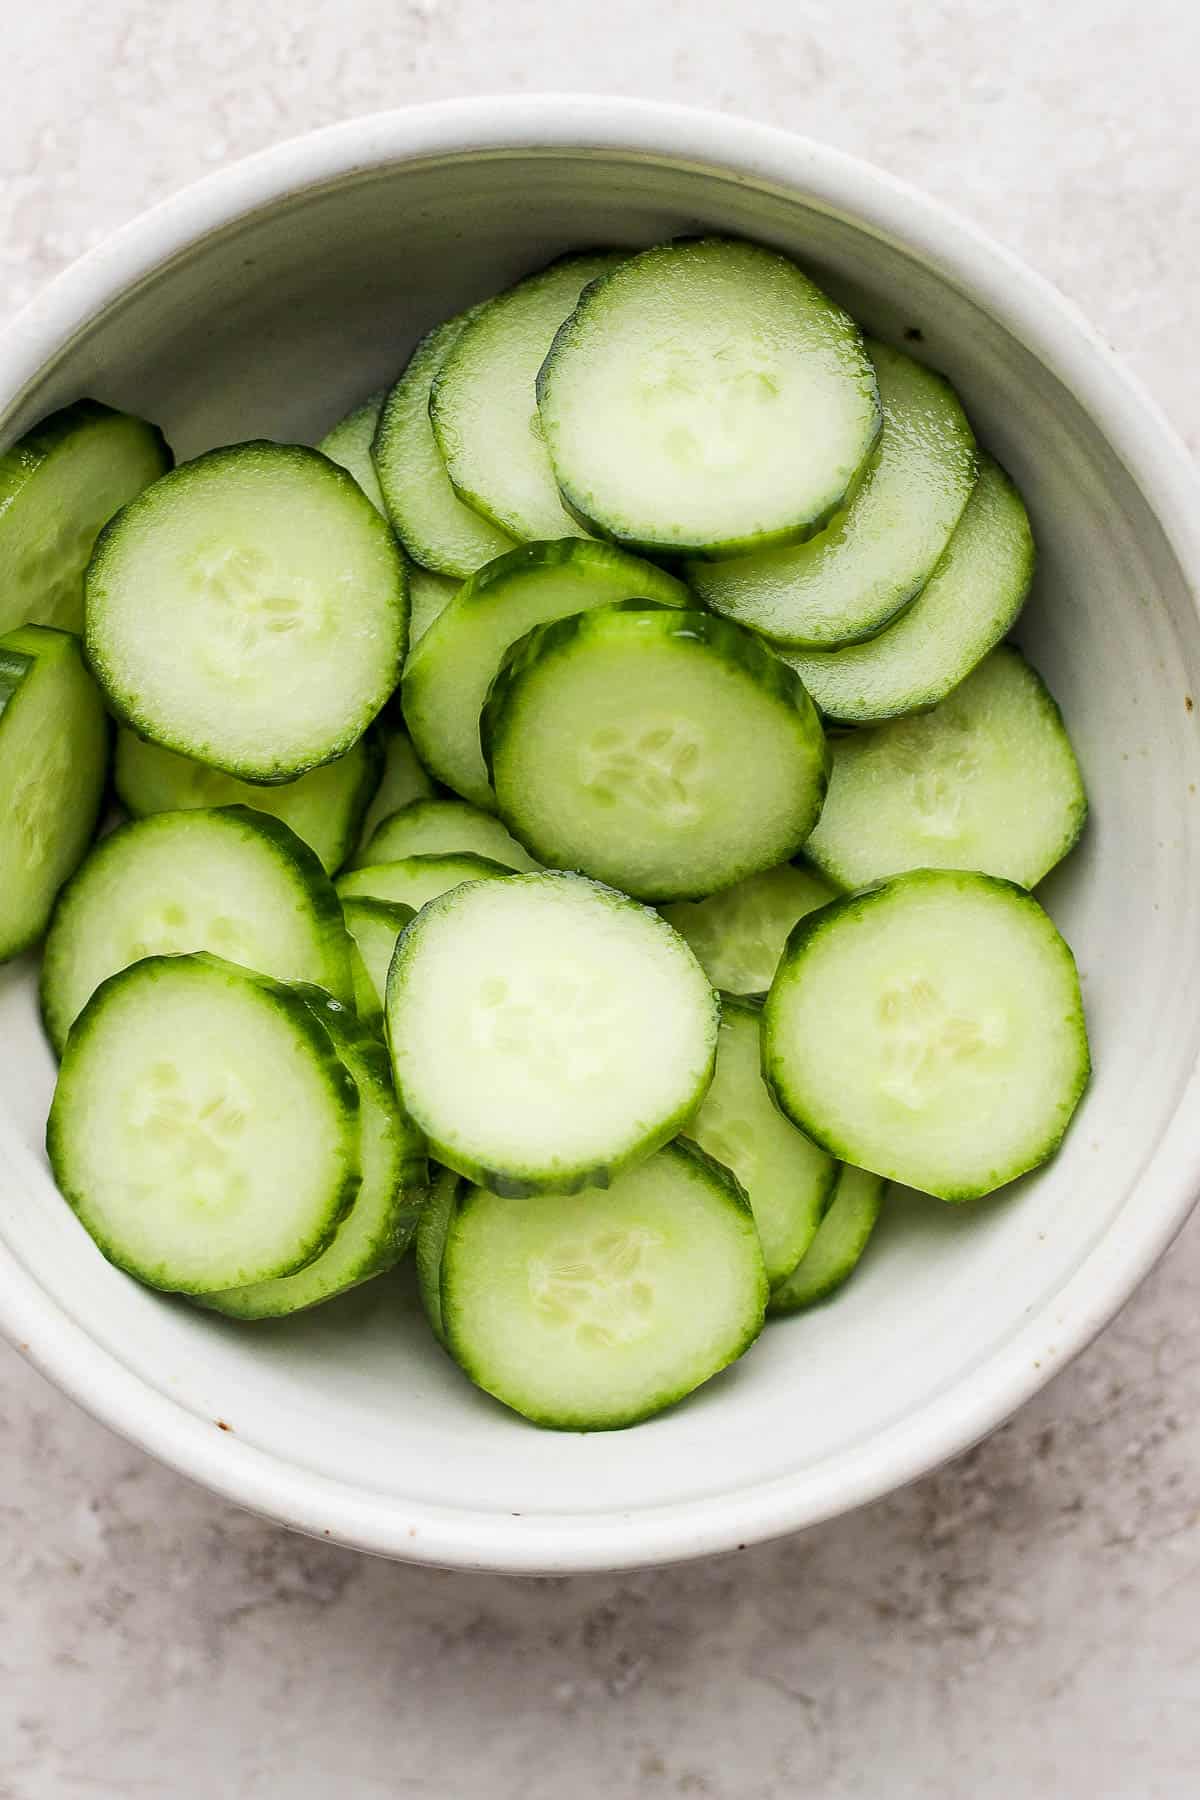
[3, 97, 1199, 1574]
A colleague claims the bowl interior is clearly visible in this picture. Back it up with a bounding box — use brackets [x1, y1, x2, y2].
[3, 138, 1199, 1563]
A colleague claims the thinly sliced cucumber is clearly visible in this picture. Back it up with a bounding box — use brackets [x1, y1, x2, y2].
[41, 806, 354, 1054]
[357, 711, 436, 851]
[336, 852, 514, 913]
[484, 603, 828, 901]
[402, 538, 688, 810]
[416, 1163, 461, 1346]
[47, 954, 360, 1294]
[373, 316, 516, 578]
[0, 626, 108, 961]
[386, 872, 718, 1195]
[441, 1141, 767, 1430]
[684, 997, 836, 1287]
[763, 869, 1090, 1201]
[431, 254, 625, 542]
[409, 566, 458, 646]
[85, 442, 407, 782]
[686, 341, 977, 646]
[114, 725, 381, 875]
[318, 390, 387, 514]
[768, 1164, 885, 1313]
[537, 238, 880, 558]
[805, 646, 1088, 889]
[779, 457, 1034, 723]
[343, 897, 415, 1022]
[0, 400, 171, 635]
[660, 863, 838, 997]
[203, 992, 427, 1318]
[353, 798, 539, 873]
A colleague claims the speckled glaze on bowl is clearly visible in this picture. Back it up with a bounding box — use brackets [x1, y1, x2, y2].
[2, 98, 1199, 1574]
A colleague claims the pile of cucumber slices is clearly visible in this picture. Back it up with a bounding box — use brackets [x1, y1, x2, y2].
[0, 235, 1090, 1432]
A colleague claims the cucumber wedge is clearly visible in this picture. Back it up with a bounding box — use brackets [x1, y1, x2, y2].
[440, 1141, 767, 1429]
[402, 538, 688, 810]
[687, 341, 977, 646]
[779, 457, 1034, 723]
[0, 626, 109, 961]
[354, 797, 539, 873]
[336, 852, 515, 912]
[342, 897, 415, 1023]
[484, 603, 828, 901]
[768, 1164, 886, 1313]
[763, 869, 1090, 1200]
[0, 400, 171, 635]
[431, 254, 625, 542]
[386, 871, 718, 1195]
[537, 238, 880, 558]
[47, 954, 361, 1294]
[356, 711, 436, 852]
[805, 646, 1088, 889]
[660, 863, 839, 997]
[85, 442, 407, 782]
[318, 390, 388, 514]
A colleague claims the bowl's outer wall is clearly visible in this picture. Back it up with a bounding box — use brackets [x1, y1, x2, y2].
[2, 102, 1200, 1572]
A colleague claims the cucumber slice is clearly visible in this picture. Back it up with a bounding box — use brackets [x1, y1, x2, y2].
[763, 869, 1090, 1201]
[318, 390, 387, 514]
[0, 626, 108, 961]
[660, 863, 838, 997]
[684, 998, 836, 1286]
[768, 1165, 886, 1313]
[805, 646, 1088, 890]
[431, 254, 625, 543]
[47, 954, 361, 1294]
[779, 457, 1034, 723]
[373, 316, 516, 578]
[342, 897, 415, 1023]
[686, 341, 977, 647]
[484, 603, 829, 901]
[353, 797, 539, 873]
[440, 1141, 767, 1430]
[386, 871, 718, 1195]
[409, 566, 458, 646]
[415, 1163, 460, 1346]
[85, 442, 407, 782]
[203, 992, 427, 1318]
[356, 712, 436, 851]
[41, 806, 354, 1054]
[114, 725, 381, 875]
[402, 538, 688, 810]
[336, 852, 515, 912]
[0, 400, 171, 635]
[537, 238, 880, 558]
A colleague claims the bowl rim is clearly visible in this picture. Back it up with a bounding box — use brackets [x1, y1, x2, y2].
[3, 94, 1200, 1574]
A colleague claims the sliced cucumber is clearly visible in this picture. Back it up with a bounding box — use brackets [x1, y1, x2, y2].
[47, 954, 360, 1294]
[686, 341, 977, 646]
[336, 851, 515, 913]
[409, 566, 458, 646]
[768, 1165, 886, 1313]
[114, 725, 381, 875]
[763, 869, 1090, 1201]
[402, 538, 688, 810]
[805, 646, 1088, 889]
[357, 711, 436, 851]
[441, 1141, 767, 1429]
[431, 254, 625, 542]
[0, 626, 108, 962]
[0, 400, 171, 635]
[343, 896, 415, 1023]
[537, 238, 880, 558]
[484, 603, 828, 901]
[353, 797, 539, 873]
[203, 992, 427, 1318]
[41, 806, 354, 1054]
[373, 315, 516, 578]
[318, 390, 387, 514]
[85, 442, 407, 782]
[779, 457, 1034, 723]
[660, 862, 838, 997]
[415, 1163, 461, 1346]
[386, 871, 718, 1195]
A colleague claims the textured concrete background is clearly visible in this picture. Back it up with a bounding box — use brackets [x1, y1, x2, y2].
[3, 3, 1199, 1795]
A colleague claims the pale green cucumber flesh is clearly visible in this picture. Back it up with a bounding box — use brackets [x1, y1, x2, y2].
[318, 391, 388, 514]
[416, 1164, 461, 1346]
[768, 1164, 886, 1312]
[660, 862, 838, 997]
[409, 566, 458, 646]
[353, 797, 539, 873]
[336, 852, 515, 914]
[356, 715, 436, 851]
[342, 897, 415, 1020]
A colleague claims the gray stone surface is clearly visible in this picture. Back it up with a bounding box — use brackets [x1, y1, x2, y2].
[2, 3, 1199, 1793]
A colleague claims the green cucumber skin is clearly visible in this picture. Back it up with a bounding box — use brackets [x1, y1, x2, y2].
[46, 953, 362, 1295]
[445, 535, 689, 617]
[416, 1164, 462, 1347]
[767, 1167, 886, 1313]
[0, 399, 169, 507]
[762, 869, 1092, 1202]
